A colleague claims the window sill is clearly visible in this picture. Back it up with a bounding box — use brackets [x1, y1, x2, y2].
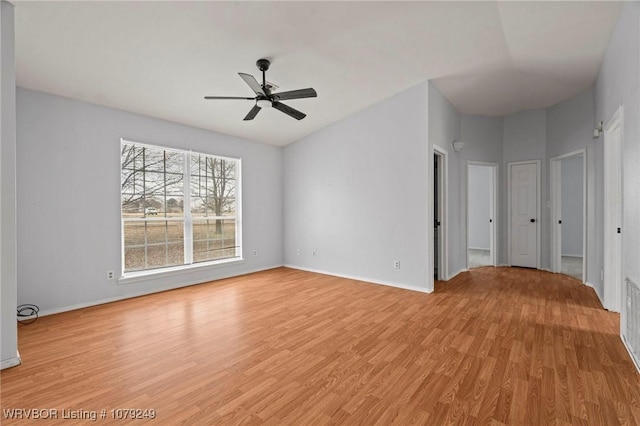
[118, 258, 245, 285]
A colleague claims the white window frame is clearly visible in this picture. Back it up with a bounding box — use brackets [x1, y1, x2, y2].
[120, 139, 243, 281]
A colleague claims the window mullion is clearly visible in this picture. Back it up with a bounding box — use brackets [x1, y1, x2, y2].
[184, 152, 193, 265]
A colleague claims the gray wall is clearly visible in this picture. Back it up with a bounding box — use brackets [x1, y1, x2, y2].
[283, 83, 430, 291]
[468, 165, 491, 250]
[561, 155, 584, 257]
[594, 1, 640, 336]
[428, 83, 464, 277]
[1, 1, 18, 368]
[502, 110, 547, 268]
[16, 88, 284, 313]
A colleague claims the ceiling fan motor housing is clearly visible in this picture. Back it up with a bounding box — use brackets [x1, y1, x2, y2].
[256, 58, 270, 72]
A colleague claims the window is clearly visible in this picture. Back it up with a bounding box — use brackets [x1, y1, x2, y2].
[121, 140, 241, 274]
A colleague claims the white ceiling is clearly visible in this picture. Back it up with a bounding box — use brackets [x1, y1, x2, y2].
[14, 1, 622, 146]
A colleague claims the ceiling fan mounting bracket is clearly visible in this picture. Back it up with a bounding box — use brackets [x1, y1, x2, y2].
[256, 58, 271, 72]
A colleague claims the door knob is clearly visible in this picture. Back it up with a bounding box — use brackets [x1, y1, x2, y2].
[530, 218, 536, 223]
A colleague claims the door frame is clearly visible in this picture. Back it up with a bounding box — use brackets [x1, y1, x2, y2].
[466, 161, 498, 268]
[603, 106, 624, 313]
[550, 149, 587, 282]
[429, 145, 448, 290]
[507, 160, 541, 268]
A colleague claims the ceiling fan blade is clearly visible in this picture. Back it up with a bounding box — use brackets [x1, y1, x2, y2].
[238, 73, 266, 97]
[243, 105, 261, 121]
[272, 101, 306, 120]
[271, 88, 317, 101]
[204, 96, 255, 100]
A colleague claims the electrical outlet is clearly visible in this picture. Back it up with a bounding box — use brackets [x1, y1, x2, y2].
[107, 271, 115, 280]
[252, 250, 258, 256]
[296, 248, 301, 255]
[312, 251, 317, 257]
[394, 260, 400, 269]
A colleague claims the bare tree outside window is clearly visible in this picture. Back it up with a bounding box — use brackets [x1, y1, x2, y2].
[191, 155, 237, 232]
[121, 144, 184, 217]
[190, 154, 238, 263]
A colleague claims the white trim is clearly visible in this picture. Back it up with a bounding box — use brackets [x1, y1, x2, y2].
[431, 145, 448, 286]
[34, 265, 283, 317]
[549, 149, 587, 283]
[183, 152, 193, 264]
[550, 157, 561, 273]
[0, 352, 21, 370]
[585, 281, 605, 307]
[119, 257, 245, 285]
[466, 161, 498, 269]
[507, 160, 541, 269]
[448, 268, 468, 280]
[622, 336, 640, 374]
[284, 265, 432, 294]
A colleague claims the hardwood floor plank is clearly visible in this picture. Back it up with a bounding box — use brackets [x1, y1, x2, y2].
[1, 267, 638, 424]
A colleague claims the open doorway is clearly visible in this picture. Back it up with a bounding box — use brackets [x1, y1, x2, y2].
[550, 150, 586, 281]
[433, 146, 447, 282]
[467, 162, 497, 269]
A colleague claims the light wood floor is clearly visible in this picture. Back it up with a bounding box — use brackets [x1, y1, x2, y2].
[2, 267, 639, 424]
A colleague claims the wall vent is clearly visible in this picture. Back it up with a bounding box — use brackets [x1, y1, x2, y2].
[624, 277, 640, 369]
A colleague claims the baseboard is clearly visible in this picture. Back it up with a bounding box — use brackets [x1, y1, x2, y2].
[1, 352, 21, 370]
[31, 264, 284, 318]
[283, 264, 432, 294]
[622, 335, 640, 374]
[447, 269, 467, 280]
[585, 281, 605, 307]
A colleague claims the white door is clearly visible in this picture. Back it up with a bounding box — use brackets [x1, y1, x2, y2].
[510, 162, 538, 268]
[604, 109, 623, 312]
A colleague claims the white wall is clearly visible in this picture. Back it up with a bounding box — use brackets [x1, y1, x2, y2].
[502, 110, 547, 268]
[468, 165, 491, 250]
[16, 88, 283, 313]
[561, 155, 584, 257]
[283, 83, 430, 292]
[460, 115, 503, 163]
[1, 0, 19, 369]
[428, 83, 464, 278]
[594, 1, 640, 343]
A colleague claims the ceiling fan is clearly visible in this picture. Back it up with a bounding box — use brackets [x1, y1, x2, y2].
[204, 58, 317, 121]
